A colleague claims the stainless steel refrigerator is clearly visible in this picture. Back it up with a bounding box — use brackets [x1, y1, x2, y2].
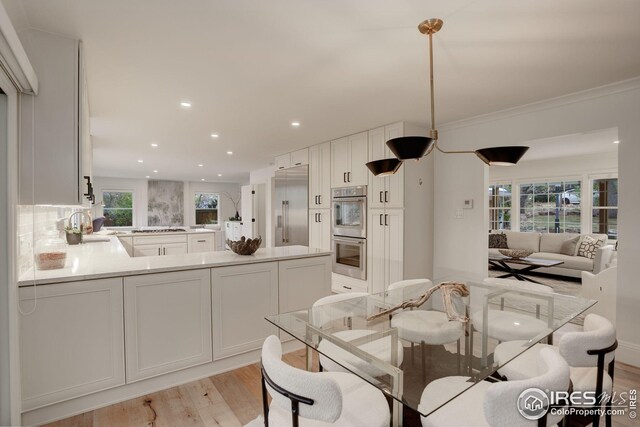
[274, 165, 309, 246]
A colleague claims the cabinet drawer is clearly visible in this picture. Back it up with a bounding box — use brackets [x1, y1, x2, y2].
[275, 153, 291, 170]
[133, 234, 187, 245]
[189, 234, 215, 253]
[290, 148, 309, 167]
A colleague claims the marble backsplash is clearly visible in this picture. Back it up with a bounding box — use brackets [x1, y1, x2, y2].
[17, 205, 82, 277]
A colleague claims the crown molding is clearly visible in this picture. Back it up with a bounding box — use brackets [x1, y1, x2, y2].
[440, 77, 640, 132]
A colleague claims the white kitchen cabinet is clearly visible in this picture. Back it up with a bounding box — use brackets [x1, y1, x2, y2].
[225, 221, 242, 243]
[212, 262, 278, 359]
[275, 153, 291, 170]
[309, 142, 331, 208]
[290, 148, 309, 167]
[368, 209, 404, 294]
[19, 30, 93, 205]
[368, 122, 405, 209]
[279, 256, 332, 313]
[132, 234, 188, 257]
[20, 278, 125, 411]
[309, 209, 331, 251]
[241, 183, 265, 244]
[331, 132, 368, 188]
[188, 233, 215, 253]
[124, 269, 212, 382]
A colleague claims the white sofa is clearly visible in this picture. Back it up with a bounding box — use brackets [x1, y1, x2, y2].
[489, 230, 614, 279]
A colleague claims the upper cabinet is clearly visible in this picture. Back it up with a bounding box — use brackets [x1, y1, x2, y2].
[275, 148, 309, 171]
[19, 30, 92, 205]
[368, 122, 404, 209]
[308, 142, 330, 208]
[331, 131, 368, 188]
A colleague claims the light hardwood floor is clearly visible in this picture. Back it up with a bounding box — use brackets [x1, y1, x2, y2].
[43, 349, 640, 427]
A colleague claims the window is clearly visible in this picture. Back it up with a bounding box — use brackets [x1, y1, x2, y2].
[519, 180, 581, 233]
[102, 191, 133, 226]
[195, 192, 219, 225]
[488, 183, 512, 230]
[592, 178, 618, 240]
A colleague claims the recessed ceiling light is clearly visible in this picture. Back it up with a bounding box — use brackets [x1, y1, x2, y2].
[198, 164, 204, 167]
[145, 175, 150, 178]
[226, 151, 233, 155]
[201, 178, 205, 181]
[217, 173, 222, 177]
[291, 121, 300, 127]
[613, 140, 620, 144]
[153, 170, 158, 173]
[151, 143, 158, 147]
[210, 133, 219, 138]
[180, 101, 192, 107]
[137, 159, 144, 163]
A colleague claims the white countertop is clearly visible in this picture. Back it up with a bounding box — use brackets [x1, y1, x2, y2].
[19, 236, 331, 286]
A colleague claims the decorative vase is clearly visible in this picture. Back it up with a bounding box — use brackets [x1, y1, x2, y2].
[234, 210, 240, 220]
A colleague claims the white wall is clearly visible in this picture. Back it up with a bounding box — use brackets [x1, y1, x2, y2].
[92, 177, 241, 228]
[435, 78, 640, 366]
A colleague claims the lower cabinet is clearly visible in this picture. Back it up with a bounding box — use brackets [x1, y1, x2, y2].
[309, 209, 331, 251]
[124, 269, 212, 382]
[279, 256, 332, 313]
[212, 262, 278, 359]
[20, 278, 125, 411]
[188, 233, 215, 253]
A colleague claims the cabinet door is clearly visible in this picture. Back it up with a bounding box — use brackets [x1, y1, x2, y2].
[279, 256, 332, 314]
[124, 269, 212, 382]
[385, 210, 404, 287]
[20, 278, 125, 410]
[368, 209, 387, 295]
[331, 137, 350, 188]
[134, 243, 162, 257]
[309, 145, 320, 207]
[290, 148, 309, 167]
[275, 153, 291, 170]
[241, 185, 255, 237]
[188, 234, 215, 253]
[163, 242, 188, 255]
[348, 131, 369, 186]
[368, 127, 387, 209]
[318, 142, 331, 208]
[212, 262, 278, 359]
[309, 209, 331, 251]
[385, 123, 405, 208]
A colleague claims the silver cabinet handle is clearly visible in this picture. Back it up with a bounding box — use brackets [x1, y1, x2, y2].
[281, 201, 286, 242]
[385, 191, 389, 203]
[379, 214, 383, 226]
[385, 214, 388, 226]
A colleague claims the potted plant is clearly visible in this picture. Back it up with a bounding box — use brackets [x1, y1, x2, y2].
[223, 191, 241, 221]
[65, 227, 83, 245]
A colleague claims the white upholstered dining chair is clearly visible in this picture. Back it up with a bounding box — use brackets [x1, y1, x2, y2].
[419, 347, 570, 427]
[493, 313, 617, 427]
[260, 335, 390, 427]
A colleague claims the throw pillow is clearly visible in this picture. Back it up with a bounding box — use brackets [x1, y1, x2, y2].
[577, 235, 606, 259]
[559, 236, 580, 256]
[489, 233, 508, 249]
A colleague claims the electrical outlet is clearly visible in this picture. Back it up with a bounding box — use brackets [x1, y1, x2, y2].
[463, 199, 473, 209]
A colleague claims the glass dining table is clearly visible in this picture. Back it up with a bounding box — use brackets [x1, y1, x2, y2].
[265, 279, 595, 426]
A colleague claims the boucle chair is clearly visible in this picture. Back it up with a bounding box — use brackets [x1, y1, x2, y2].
[493, 314, 617, 427]
[260, 335, 390, 427]
[419, 348, 569, 427]
[387, 279, 465, 376]
[312, 292, 404, 377]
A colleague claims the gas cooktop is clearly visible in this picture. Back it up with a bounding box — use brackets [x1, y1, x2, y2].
[131, 228, 187, 233]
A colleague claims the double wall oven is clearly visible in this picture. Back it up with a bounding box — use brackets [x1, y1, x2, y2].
[331, 186, 367, 280]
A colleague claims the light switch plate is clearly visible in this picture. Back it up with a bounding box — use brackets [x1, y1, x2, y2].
[463, 199, 474, 209]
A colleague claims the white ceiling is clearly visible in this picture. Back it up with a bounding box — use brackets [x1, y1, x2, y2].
[5, 0, 640, 183]
[519, 128, 619, 162]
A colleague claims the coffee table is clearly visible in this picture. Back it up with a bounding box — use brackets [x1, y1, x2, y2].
[488, 254, 563, 284]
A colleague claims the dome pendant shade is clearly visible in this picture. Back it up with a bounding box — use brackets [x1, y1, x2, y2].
[366, 158, 403, 176]
[474, 146, 530, 166]
[386, 136, 434, 160]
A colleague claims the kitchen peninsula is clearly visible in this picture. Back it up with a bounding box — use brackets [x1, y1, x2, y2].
[18, 237, 331, 426]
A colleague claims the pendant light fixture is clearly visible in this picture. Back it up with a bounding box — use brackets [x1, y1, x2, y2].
[366, 19, 529, 176]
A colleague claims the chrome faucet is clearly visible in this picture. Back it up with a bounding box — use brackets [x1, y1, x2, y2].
[67, 211, 91, 231]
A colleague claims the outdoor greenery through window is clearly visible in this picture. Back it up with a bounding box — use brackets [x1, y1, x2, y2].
[102, 191, 133, 227]
[489, 183, 512, 230]
[195, 192, 219, 225]
[519, 181, 581, 233]
[592, 178, 618, 240]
